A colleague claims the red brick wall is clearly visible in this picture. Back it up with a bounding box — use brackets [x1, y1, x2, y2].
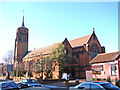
[62, 33, 102, 79]
[14, 27, 28, 68]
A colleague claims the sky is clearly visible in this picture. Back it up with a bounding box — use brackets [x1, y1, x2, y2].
[0, 1, 119, 63]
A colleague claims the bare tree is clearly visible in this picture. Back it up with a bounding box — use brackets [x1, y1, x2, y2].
[2, 50, 14, 65]
[15, 62, 26, 77]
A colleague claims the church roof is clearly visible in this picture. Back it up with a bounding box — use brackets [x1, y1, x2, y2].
[23, 42, 62, 59]
[69, 34, 92, 48]
[89, 52, 120, 64]
[23, 34, 92, 59]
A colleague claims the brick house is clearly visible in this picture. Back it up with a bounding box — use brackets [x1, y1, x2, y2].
[89, 52, 120, 81]
[14, 16, 105, 79]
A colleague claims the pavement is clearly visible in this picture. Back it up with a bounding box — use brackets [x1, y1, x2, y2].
[44, 81, 66, 87]
[44, 79, 86, 87]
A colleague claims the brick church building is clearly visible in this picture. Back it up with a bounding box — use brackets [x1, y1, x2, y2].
[14, 16, 105, 79]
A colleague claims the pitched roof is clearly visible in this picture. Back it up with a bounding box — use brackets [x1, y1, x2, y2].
[89, 52, 120, 64]
[23, 34, 92, 59]
[69, 35, 92, 48]
[23, 42, 61, 59]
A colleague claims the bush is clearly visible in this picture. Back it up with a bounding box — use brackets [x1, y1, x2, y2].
[13, 70, 16, 76]
[93, 78, 97, 81]
[106, 76, 111, 83]
[101, 78, 106, 81]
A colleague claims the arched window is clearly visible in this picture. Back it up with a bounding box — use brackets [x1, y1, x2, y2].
[32, 60, 35, 71]
[27, 61, 29, 71]
[29, 61, 32, 71]
[89, 44, 99, 60]
[37, 59, 40, 71]
[29, 60, 35, 72]
[23, 62, 25, 70]
[65, 47, 69, 55]
[76, 54, 79, 59]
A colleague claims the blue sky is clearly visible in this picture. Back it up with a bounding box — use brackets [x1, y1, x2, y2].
[0, 2, 118, 63]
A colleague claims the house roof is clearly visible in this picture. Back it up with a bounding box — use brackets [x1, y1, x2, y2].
[69, 34, 92, 48]
[23, 34, 92, 59]
[89, 52, 120, 64]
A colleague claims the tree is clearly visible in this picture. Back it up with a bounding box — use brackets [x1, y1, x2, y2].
[14, 62, 26, 77]
[49, 44, 72, 78]
[35, 44, 72, 79]
[2, 50, 14, 65]
[36, 55, 52, 79]
[42, 56, 52, 79]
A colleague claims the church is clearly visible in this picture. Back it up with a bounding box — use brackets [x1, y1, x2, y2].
[14, 16, 105, 79]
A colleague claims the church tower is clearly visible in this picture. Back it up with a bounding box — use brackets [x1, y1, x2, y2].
[14, 15, 28, 68]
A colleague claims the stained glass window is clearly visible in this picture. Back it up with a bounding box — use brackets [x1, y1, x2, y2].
[90, 44, 99, 60]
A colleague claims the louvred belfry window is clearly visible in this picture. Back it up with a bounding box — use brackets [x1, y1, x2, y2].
[23, 34, 26, 42]
[19, 34, 22, 42]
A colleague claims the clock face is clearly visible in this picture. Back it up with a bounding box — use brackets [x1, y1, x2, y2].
[90, 45, 99, 60]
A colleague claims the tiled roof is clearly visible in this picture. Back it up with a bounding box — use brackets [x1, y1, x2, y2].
[69, 35, 92, 48]
[23, 34, 92, 59]
[23, 42, 62, 59]
[89, 52, 120, 64]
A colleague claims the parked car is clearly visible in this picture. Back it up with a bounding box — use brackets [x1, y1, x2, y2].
[20, 87, 50, 90]
[18, 79, 41, 89]
[42, 85, 69, 90]
[0, 81, 19, 90]
[69, 82, 120, 90]
[0, 79, 7, 82]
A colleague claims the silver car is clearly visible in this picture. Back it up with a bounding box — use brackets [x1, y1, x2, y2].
[18, 79, 41, 89]
[69, 82, 120, 90]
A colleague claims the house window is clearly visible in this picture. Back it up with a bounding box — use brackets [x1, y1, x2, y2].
[111, 64, 117, 76]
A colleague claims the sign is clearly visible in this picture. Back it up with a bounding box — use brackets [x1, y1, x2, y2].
[92, 65, 103, 71]
[7, 64, 13, 71]
[86, 70, 93, 81]
[62, 73, 67, 80]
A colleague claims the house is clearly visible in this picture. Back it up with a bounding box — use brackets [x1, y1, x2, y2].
[89, 52, 120, 81]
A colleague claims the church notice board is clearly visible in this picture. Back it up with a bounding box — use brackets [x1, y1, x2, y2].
[86, 70, 93, 81]
[7, 64, 13, 72]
